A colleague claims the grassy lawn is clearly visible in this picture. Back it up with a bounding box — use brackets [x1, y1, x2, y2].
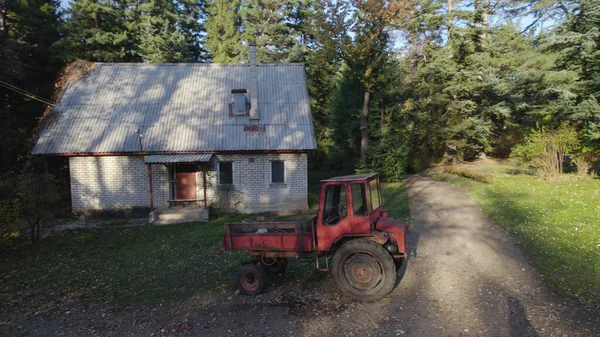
[1, 182, 409, 312]
[429, 165, 600, 303]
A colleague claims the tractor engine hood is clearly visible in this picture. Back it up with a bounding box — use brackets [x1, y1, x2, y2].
[376, 217, 408, 254]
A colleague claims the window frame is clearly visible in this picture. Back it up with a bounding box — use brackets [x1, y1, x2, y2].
[322, 183, 348, 226]
[368, 178, 381, 212]
[351, 182, 369, 217]
[229, 89, 249, 117]
[218, 161, 234, 186]
[270, 160, 285, 184]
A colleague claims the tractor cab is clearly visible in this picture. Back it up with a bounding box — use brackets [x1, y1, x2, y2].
[317, 173, 407, 255]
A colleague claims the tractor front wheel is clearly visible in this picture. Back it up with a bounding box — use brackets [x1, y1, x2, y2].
[332, 239, 396, 302]
[236, 264, 266, 295]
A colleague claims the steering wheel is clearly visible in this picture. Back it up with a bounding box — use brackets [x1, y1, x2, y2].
[325, 204, 340, 224]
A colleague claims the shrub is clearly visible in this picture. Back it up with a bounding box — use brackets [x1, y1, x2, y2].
[363, 134, 409, 181]
[0, 174, 22, 244]
[573, 150, 599, 177]
[443, 167, 496, 184]
[512, 124, 580, 179]
[16, 173, 60, 243]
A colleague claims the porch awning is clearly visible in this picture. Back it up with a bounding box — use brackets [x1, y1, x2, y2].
[144, 153, 213, 164]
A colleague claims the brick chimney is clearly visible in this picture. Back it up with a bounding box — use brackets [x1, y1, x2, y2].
[248, 43, 259, 120]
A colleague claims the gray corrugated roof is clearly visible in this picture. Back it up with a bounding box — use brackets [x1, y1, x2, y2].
[33, 63, 316, 155]
[145, 154, 212, 164]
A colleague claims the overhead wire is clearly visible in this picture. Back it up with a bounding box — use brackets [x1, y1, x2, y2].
[0, 80, 55, 106]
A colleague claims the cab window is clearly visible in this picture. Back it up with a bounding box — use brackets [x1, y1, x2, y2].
[369, 179, 381, 212]
[351, 183, 368, 216]
[323, 184, 348, 225]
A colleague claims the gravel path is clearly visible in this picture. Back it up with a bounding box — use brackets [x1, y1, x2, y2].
[2, 175, 598, 336]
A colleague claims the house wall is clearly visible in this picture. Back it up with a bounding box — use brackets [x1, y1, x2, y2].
[203, 153, 308, 213]
[69, 156, 169, 213]
[69, 153, 308, 214]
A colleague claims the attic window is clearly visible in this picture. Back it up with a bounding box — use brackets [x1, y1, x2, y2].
[230, 89, 248, 116]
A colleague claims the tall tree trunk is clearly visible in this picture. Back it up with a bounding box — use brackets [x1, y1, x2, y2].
[360, 88, 371, 164]
[483, 0, 489, 30]
[474, 0, 483, 52]
[447, 0, 453, 40]
[482, 0, 489, 43]
[409, 30, 419, 71]
[380, 105, 385, 131]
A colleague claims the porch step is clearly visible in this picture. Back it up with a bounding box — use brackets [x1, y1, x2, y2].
[151, 207, 209, 224]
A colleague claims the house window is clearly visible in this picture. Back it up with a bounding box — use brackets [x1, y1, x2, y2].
[271, 161, 285, 184]
[230, 89, 247, 116]
[219, 162, 233, 185]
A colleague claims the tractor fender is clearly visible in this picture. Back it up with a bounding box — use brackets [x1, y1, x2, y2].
[331, 231, 389, 251]
[376, 217, 408, 254]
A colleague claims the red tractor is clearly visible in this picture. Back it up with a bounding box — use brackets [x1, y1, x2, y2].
[222, 173, 407, 302]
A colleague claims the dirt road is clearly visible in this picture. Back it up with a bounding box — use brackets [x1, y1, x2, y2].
[3, 175, 598, 336]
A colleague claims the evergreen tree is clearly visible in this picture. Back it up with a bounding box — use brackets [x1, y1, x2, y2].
[0, 0, 61, 172]
[176, 0, 209, 62]
[544, 0, 600, 149]
[53, 0, 130, 62]
[239, 0, 303, 63]
[138, 16, 188, 62]
[316, 0, 411, 164]
[54, 0, 207, 63]
[205, 0, 241, 63]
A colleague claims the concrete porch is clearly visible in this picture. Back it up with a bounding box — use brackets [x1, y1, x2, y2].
[149, 206, 209, 225]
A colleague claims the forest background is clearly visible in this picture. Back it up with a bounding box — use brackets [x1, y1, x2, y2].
[1, 0, 598, 181]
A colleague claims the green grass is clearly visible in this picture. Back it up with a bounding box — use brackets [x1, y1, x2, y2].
[1, 183, 410, 311]
[381, 182, 411, 224]
[429, 166, 600, 303]
[1, 214, 250, 311]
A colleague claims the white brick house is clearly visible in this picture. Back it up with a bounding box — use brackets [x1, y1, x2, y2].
[33, 45, 316, 217]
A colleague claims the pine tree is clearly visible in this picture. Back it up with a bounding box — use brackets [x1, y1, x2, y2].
[52, 0, 130, 62]
[138, 16, 188, 63]
[544, 0, 600, 148]
[316, 0, 411, 164]
[0, 0, 61, 172]
[239, 0, 302, 63]
[176, 0, 209, 62]
[205, 0, 241, 63]
[54, 0, 207, 63]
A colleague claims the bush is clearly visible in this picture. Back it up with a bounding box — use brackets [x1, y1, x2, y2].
[16, 173, 60, 243]
[363, 134, 409, 181]
[573, 150, 599, 177]
[512, 124, 580, 179]
[443, 167, 496, 184]
[0, 174, 22, 244]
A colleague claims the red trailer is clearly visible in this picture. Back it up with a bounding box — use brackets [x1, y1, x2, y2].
[223, 173, 407, 302]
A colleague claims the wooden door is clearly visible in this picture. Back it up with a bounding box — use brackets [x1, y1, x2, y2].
[175, 164, 197, 200]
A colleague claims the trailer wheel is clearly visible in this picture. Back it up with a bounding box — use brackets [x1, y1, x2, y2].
[332, 239, 396, 302]
[262, 258, 288, 274]
[236, 264, 266, 296]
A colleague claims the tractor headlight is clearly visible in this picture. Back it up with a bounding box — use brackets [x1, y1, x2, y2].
[385, 242, 398, 253]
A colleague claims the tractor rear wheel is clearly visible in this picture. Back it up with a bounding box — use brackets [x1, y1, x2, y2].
[332, 239, 396, 302]
[236, 264, 266, 295]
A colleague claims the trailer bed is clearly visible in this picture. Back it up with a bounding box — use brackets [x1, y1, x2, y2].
[223, 215, 316, 252]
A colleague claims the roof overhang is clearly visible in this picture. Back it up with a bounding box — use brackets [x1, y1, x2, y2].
[144, 153, 212, 164]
